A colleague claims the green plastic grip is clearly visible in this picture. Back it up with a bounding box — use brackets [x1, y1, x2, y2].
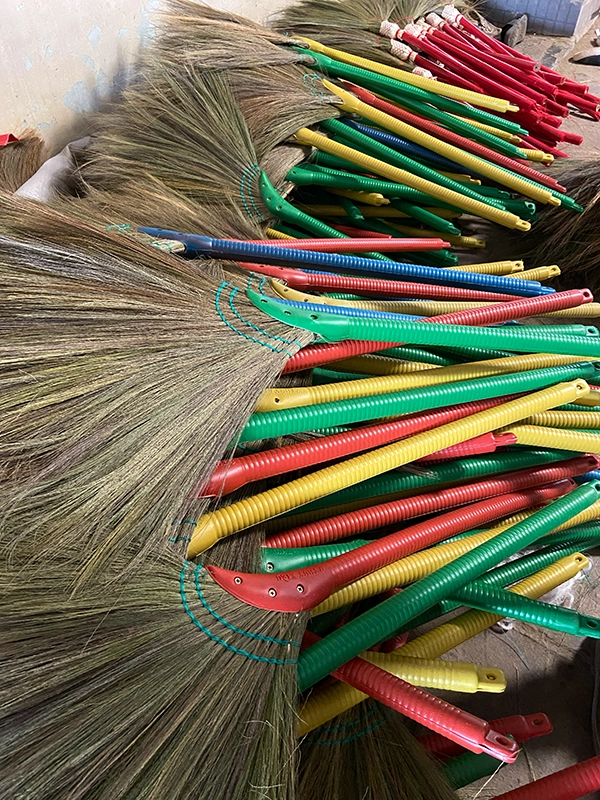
[450, 577, 600, 637]
[251, 292, 600, 357]
[260, 540, 368, 573]
[440, 748, 509, 789]
[381, 346, 458, 366]
[297, 482, 600, 690]
[389, 199, 461, 236]
[239, 362, 600, 441]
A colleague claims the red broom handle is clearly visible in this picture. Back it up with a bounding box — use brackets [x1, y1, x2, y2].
[267, 459, 595, 547]
[444, 8, 523, 58]
[417, 431, 517, 462]
[302, 629, 519, 761]
[241, 237, 449, 253]
[207, 483, 572, 611]
[243, 264, 522, 302]
[556, 91, 599, 116]
[520, 134, 569, 159]
[200, 396, 513, 497]
[332, 225, 392, 238]
[283, 340, 403, 373]
[492, 755, 600, 799]
[418, 713, 553, 758]
[396, 28, 538, 111]
[345, 83, 566, 191]
[424, 27, 556, 103]
[391, 41, 484, 94]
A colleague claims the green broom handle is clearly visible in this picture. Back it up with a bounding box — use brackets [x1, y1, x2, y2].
[239, 363, 600, 441]
[297, 482, 600, 690]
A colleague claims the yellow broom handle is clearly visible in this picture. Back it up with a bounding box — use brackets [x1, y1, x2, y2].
[294, 128, 530, 231]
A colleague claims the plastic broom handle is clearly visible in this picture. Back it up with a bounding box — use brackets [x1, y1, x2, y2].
[190, 380, 590, 556]
[344, 83, 562, 192]
[449, 261, 524, 274]
[296, 481, 600, 689]
[326, 82, 559, 207]
[239, 364, 599, 441]
[507, 424, 600, 453]
[293, 128, 531, 231]
[310, 485, 575, 615]
[201, 397, 511, 497]
[297, 553, 587, 734]
[252, 294, 600, 357]
[450, 580, 600, 637]
[257, 352, 594, 412]
[301, 631, 518, 761]
[244, 237, 443, 253]
[296, 37, 514, 111]
[271, 457, 592, 548]
[525, 409, 600, 429]
[419, 713, 553, 759]
[491, 754, 600, 799]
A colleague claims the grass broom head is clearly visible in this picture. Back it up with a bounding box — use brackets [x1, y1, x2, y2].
[81, 63, 338, 237]
[299, 700, 458, 799]
[269, 0, 469, 66]
[0, 129, 45, 192]
[0, 193, 311, 586]
[506, 158, 600, 294]
[0, 521, 306, 800]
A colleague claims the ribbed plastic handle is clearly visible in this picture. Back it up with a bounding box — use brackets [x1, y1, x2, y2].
[240, 364, 599, 442]
[253, 294, 600, 356]
[344, 83, 563, 195]
[418, 432, 516, 461]
[297, 482, 600, 690]
[419, 713, 553, 758]
[491, 754, 600, 799]
[201, 397, 512, 497]
[270, 458, 593, 548]
[451, 580, 600, 637]
[261, 540, 367, 573]
[298, 555, 584, 734]
[507, 424, 600, 453]
[139, 227, 545, 294]
[311, 485, 572, 616]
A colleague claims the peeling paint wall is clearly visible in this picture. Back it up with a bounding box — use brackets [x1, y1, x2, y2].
[0, 0, 287, 154]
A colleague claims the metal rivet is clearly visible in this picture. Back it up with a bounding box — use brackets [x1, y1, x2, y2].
[297, 585, 304, 593]
[268, 588, 277, 597]
[234, 577, 242, 585]
[265, 562, 274, 572]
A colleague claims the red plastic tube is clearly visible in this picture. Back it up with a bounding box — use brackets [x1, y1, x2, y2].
[416, 431, 517, 462]
[199, 396, 514, 497]
[302, 630, 519, 761]
[397, 29, 538, 111]
[452, 11, 527, 61]
[345, 83, 565, 192]
[244, 264, 522, 302]
[283, 340, 403, 373]
[491, 755, 600, 799]
[520, 134, 569, 159]
[562, 79, 590, 97]
[282, 287, 592, 372]
[424, 28, 557, 105]
[418, 713, 553, 759]
[241, 237, 449, 253]
[267, 458, 595, 547]
[400, 47, 484, 94]
[556, 91, 599, 116]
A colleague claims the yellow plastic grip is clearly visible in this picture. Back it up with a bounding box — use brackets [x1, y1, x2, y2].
[296, 37, 516, 113]
[508, 266, 561, 281]
[451, 116, 522, 142]
[363, 653, 506, 693]
[255, 354, 594, 412]
[525, 410, 600, 430]
[505, 424, 600, 453]
[266, 228, 295, 240]
[327, 355, 443, 375]
[322, 82, 558, 208]
[297, 553, 588, 734]
[449, 260, 524, 274]
[518, 149, 554, 164]
[187, 380, 590, 556]
[293, 127, 531, 231]
[312, 528, 510, 615]
[386, 223, 485, 247]
[327, 188, 390, 206]
[569, 390, 600, 407]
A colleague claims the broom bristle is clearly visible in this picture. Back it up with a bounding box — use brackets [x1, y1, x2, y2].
[0, 129, 45, 192]
[0, 538, 305, 799]
[0, 195, 311, 585]
[299, 701, 459, 799]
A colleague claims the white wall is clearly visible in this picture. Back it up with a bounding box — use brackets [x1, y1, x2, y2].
[0, 0, 283, 154]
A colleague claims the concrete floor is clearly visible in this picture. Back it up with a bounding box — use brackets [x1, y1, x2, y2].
[445, 26, 600, 800]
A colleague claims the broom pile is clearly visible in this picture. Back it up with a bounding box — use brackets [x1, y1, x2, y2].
[2, 1, 600, 798]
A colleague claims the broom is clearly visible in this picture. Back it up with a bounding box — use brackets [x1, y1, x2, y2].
[0, 196, 312, 584]
[0, 129, 45, 192]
